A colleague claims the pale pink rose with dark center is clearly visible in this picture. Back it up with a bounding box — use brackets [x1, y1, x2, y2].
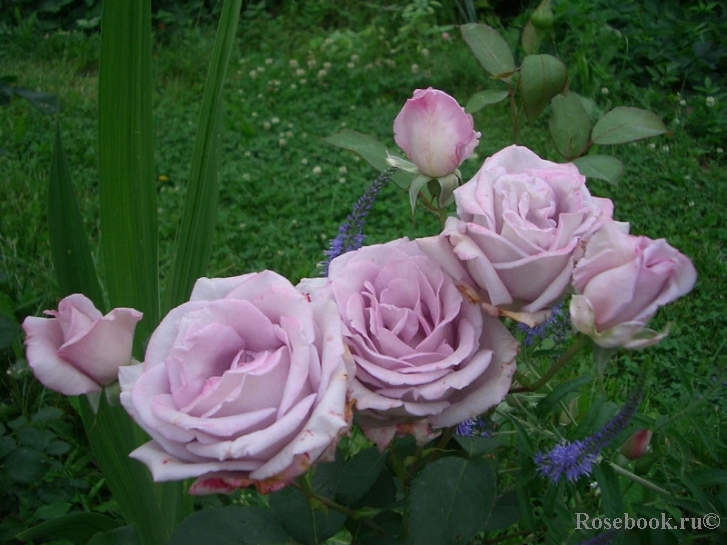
[570, 221, 697, 349]
[308, 238, 518, 450]
[22, 294, 141, 395]
[119, 271, 352, 495]
[443, 145, 613, 312]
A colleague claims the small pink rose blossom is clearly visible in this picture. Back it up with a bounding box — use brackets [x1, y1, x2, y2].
[570, 221, 697, 348]
[119, 271, 352, 495]
[312, 238, 518, 450]
[620, 429, 653, 460]
[22, 294, 142, 396]
[393, 88, 480, 178]
[443, 145, 613, 312]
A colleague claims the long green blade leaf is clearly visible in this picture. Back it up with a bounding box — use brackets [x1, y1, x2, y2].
[77, 397, 179, 545]
[48, 122, 104, 309]
[98, 0, 159, 348]
[164, 0, 242, 312]
[97, 1, 191, 541]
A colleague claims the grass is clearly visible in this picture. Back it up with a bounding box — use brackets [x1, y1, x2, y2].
[1, 6, 726, 543]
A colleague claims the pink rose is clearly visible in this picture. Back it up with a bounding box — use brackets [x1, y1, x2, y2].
[309, 238, 518, 450]
[620, 429, 653, 460]
[21, 294, 142, 395]
[443, 145, 613, 312]
[570, 221, 697, 349]
[118, 271, 351, 495]
[393, 88, 480, 178]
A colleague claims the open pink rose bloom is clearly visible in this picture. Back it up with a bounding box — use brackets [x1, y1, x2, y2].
[441, 145, 614, 313]
[570, 221, 697, 348]
[393, 87, 480, 178]
[308, 238, 518, 450]
[119, 271, 352, 495]
[22, 294, 142, 396]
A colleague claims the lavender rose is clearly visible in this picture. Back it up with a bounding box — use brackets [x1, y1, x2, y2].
[570, 221, 697, 349]
[119, 271, 352, 495]
[393, 88, 480, 178]
[22, 294, 142, 395]
[442, 145, 613, 313]
[308, 238, 518, 450]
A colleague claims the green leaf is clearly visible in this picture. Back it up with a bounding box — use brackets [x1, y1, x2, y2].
[269, 463, 347, 545]
[16, 513, 122, 544]
[520, 54, 567, 122]
[78, 394, 190, 545]
[4, 447, 48, 483]
[549, 93, 591, 160]
[336, 447, 387, 506]
[460, 23, 516, 81]
[14, 87, 61, 114]
[167, 506, 296, 545]
[521, 21, 537, 55]
[464, 89, 509, 113]
[593, 463, 623, 519]
[407, 457, 496, 545]
[48, 122, 104, 309]
[87, 525, 138, 545]
[572, 155, 623, 185]
[591, 106, 667, 145]
[163, 0, 242, 313]
[323, 129, 413, 188]
[483, 492, 521, 531]
[535, 375, 591, 417]
[98, 0, 159, 348]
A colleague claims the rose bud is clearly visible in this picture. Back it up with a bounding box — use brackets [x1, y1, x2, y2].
[393, 88, 480, 178]
[21, 294, 142, 396]
[620, 429, 653, 460]
[570, 221, 697, 349]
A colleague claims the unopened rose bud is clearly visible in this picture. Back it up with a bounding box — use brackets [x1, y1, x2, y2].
[620, 429, 653, 460]
[531, 0, 553, 31]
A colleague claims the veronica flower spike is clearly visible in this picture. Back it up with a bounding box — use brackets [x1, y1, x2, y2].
[534, 379, 645, 483]
[321, 169, 390, 276]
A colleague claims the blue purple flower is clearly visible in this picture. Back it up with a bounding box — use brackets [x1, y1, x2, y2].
[534, 380, 644, 483]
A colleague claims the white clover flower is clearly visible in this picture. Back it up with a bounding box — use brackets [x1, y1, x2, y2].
[648, 143, 656, 150]
[256, 66, 265, 73]
[347, 62, 355, 69]
[299, 78, 307, 85]
[265, 58, 273, 65]
[312, 166, 322, 175]
[249, 70, 258, 79]
[301, 158, 309, 165]
[338, 166, 347, 174]
[662, 145, 670, 153]
[295, 68, 305, 76]
[279, 138, 286, 146]
[271, 117, 280, 124]
[288, 59, 298, 69]
[421, 48, 429, 57]
[263, 121, 271, 130]
[679, 99, 687, 106]
[338, 177, 346, 184]
[351, 54, 359, 63]
[717, 147, 724, 154]
[323, 62, 331, 70]
[706, 96, 716, 107]
[317, 69, 327, 78]
[601, 87, 609, 95]
[290, 83, 297, 90]
[411, 64, 419, 74]
[242, 173, 251, 181]
[307, 59, 316, 69]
